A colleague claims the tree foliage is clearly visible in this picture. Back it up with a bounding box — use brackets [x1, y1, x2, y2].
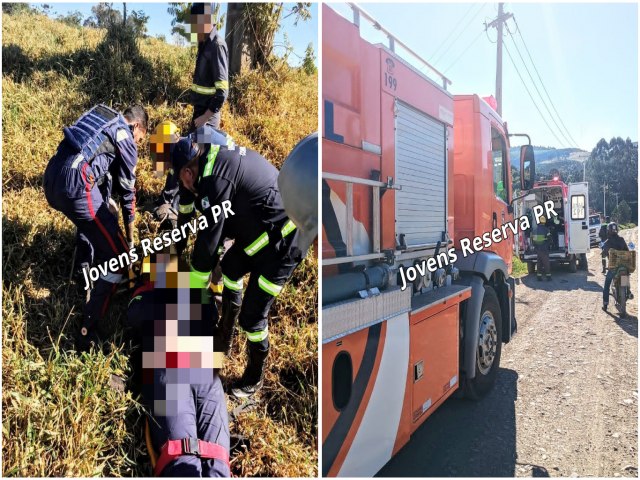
[2, 3, 37, 14]
[167, 3, 225, 43]
[585, 137, 638, 221]
[57, 10, 84, 27]
[83, 3, 149, 37]
[242, 3, 311, 66]
[302, 42, 317, 75]
[612, 200, 632, 225]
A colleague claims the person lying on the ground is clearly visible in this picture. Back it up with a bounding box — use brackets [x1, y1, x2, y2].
[127, 249, 230, 477]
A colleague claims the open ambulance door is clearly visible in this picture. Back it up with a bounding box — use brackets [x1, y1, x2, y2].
[567, 182, 590, 254]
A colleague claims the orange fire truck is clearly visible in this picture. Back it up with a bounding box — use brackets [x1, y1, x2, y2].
[322, 4, 536, 476]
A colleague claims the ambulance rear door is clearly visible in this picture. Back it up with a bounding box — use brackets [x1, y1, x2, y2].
[567, 182, 590, 254]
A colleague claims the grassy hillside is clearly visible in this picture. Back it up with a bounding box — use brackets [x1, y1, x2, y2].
[2, 10, 317, 477]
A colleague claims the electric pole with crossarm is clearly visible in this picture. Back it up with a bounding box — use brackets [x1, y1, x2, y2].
[486, 3, 513, 116]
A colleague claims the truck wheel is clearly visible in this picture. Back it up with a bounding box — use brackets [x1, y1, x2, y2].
[569, 255, 577, 273]
[527, 262, 536, 274]
[579, 253, 588, 271]
[464, 285, 502, 400]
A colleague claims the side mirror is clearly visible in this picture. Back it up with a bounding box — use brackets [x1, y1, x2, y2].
[520, 144, 535, 191]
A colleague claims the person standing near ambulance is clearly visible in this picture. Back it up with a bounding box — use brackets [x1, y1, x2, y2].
[190, 3, 229, 130]
[43, 104, 148, 351]
[531, 215, 552, 281]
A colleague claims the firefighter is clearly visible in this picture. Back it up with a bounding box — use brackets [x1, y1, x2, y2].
[601, 222, 629, 312]
[531, 215, 552, 281]
[151, 121, 234, 224]
[190, 2, 229, 130]
[43, 104, 148, 351]
[127, 251, 230, 477]
[171, 138, 306, 398]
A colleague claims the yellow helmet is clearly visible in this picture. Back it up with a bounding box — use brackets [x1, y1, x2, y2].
[150, 121, 180, 154]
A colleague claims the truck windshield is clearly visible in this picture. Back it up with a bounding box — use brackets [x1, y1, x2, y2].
[589, 215, 600, 226]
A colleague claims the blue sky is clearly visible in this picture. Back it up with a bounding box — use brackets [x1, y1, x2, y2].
[38, 2, 318, 66]
[328, 3, 638, 151]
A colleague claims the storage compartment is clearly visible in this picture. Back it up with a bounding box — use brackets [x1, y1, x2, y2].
[395, 100, 447, 247]
[410, 304, 459, 425]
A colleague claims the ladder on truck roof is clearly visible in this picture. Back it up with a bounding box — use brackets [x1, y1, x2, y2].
[346, 2, 452, 90]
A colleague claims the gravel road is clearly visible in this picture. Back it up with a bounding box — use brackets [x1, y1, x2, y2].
[378, 228, 638, 477]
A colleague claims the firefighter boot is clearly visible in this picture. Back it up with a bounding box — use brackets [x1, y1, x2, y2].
[218, 294, 242, 356]
[230, 342, 268, 399]
[77, 278, 114, 352]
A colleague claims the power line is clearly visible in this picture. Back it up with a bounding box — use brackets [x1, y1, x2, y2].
[443, 29, 484, 74]
[505, 28, 576, 148]
[503, 40, 568, 147]
[428, 3, 478, 62]
[432, 3, 487, 66]
[512, 17, 581, 148]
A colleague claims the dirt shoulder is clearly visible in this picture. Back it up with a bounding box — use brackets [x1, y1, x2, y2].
[379, 228, 637, 477]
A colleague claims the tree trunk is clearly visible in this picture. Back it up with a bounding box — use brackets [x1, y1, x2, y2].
[226, 3, 251, 77]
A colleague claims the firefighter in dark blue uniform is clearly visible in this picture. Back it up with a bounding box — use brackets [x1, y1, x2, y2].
[532, 215, 552, 281]
[43, 104, 148, 350]
[190, 3, 229, 130]
[127, 251, 230, 477]
[171, 138, 306, 398]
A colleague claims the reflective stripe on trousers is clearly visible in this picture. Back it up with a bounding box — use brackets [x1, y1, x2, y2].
[243, 327, 268, 342]
[244, 220, 297, 257]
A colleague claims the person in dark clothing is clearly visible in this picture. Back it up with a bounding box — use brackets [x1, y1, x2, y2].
[601, 222, 629, 311]
[599, 216, 611, 273]
[190, 3, 229, 130]
[127, 251, 230, 477]
[531, 216, 552, 281]
[43, 104, 148, 351]
[171, 138, 306, 398]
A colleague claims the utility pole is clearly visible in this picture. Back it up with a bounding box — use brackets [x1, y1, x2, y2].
[602, 184, 608, 218]
[486, 3, 513, 116]
[613, 192, 620, 209]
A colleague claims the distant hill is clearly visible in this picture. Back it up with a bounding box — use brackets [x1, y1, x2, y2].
[509, 146, 589, 168]
[510, 146, 590, 177]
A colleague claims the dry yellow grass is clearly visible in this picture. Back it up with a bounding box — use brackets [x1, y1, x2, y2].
[2, 10, 317, 477]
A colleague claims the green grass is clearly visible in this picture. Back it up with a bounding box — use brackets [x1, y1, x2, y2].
[2, 10, 317, 477]
[512, 255, 529, 278]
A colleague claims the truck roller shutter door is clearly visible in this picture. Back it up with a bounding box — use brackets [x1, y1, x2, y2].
[395, 100, 447, 247]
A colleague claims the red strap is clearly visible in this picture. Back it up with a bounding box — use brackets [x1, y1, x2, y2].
[154, 438, 230, 476]
[131, 281, 154, 299]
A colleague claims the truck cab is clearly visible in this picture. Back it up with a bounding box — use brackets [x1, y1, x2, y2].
[589, 213, 602, 246]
